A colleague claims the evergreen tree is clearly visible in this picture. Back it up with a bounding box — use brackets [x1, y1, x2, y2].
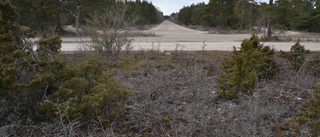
[10, 0, 163, 34]
[234, 0, 258, 30]
[204, 0, 236, 27]
[174, 0, 318, 32]
[190, 3, 207, 25]
[178, 6, 192, 25]
[12, 0, 63, 34]
[0, 0, 43, 123]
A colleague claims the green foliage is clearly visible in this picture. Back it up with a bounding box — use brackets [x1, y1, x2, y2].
[304, 85, 320, 119]
[297, 12, 320, 32]
[205, 0, 236, 27]
[291, 85, 320, 137]
[36, 33, 62, 61]
[280, 116, 310, 136]
[177, 1, 237, 27]
[306, 58, 320, 78]
[178, 6, 193, 25]
[37, 59, 131, 122]
[0, 1, 131, 126]
[218, 34, 278, 99]
[175, 0, 319, 32]
[10, 0, 163, 33]
[279, 39, 310, 70]
[234, 0, 258, 30]
[11, 0, 63, 33]
[0, 0, 43, 124]
[273, 0, 315, 31]
[0, 0, 34, 89]
[190, 3, 207, 25]
[0, 0, 20, 43]
[9, 0, 319, 33]
[126, 0, 164, 25]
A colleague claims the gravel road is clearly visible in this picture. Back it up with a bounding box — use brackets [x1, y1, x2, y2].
[60, 20, 320, 51]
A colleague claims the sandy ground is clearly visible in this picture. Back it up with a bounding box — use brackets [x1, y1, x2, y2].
[60, 20, 320, 51]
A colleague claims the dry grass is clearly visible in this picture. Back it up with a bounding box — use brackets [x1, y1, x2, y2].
[2, 50, 320, 136]
[113, 50, 315, 136]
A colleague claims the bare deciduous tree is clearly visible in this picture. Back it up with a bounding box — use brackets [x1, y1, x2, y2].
[61, 0, 82, 36]
[84, 7, 133, 61]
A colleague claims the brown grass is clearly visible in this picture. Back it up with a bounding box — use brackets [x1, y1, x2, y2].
[3, 50, 320, 136]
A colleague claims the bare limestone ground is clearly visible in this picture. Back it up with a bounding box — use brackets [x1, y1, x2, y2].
[59, 20, 320, 52]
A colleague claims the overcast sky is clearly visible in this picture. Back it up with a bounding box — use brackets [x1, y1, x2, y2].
[146, 0, 269, 16]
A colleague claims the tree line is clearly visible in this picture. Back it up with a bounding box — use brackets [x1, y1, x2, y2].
[172, 0, 320, 33]
[10, 0, 164, 35]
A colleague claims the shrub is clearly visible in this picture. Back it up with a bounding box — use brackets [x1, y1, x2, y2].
[307, 59, 320, 78]
[36, 33, 62, 62]
[279, 39, 310, 71]
[280, 85, 320, 137]
[84, 7, 133, 61]
[0, 1, 131, 126]
[37, 59, 131, 123]
[218, 34, 278, 99]
[0, 0, 42, 124]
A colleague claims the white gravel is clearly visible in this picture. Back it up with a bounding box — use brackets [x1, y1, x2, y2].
[60, 20, 320, 51]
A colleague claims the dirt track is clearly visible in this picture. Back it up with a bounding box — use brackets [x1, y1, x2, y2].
[61, 20, 320, 51]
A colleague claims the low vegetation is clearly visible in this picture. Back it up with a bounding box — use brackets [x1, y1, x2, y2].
[218, 34, 278, 99]
[279, 39, 310, 70]
[2, 0, 320, 136]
